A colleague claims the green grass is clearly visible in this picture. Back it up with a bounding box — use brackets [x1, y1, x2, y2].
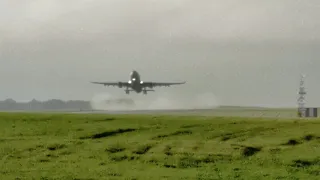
[0, 112, 319, 179]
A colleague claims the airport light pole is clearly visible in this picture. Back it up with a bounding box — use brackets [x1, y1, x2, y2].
[298, 74, 306, 117]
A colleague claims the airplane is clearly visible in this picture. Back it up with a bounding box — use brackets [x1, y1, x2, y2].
[91, 70, 186, 95]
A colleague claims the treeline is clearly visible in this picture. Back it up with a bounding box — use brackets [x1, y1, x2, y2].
[0, 99, 92, 111]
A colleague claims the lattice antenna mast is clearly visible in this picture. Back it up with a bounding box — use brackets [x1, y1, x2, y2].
[298, 74, 306, 117]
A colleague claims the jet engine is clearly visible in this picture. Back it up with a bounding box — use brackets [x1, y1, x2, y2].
[118, 82, 123, 88]
[146, 83, 153, 88]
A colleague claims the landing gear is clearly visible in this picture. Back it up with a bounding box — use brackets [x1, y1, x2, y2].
[143, 89, 147, 95]
[125, 88, 130, 94]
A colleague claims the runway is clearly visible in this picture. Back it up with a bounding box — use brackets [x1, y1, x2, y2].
[73, 108, 213, 115]
[72, 107, 299, 118]
[0, 107, 305, 118]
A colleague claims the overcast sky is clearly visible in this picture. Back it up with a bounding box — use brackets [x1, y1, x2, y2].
[0, 0, 319, 107]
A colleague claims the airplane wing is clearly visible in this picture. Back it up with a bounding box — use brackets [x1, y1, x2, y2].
[141, 81, 186, 88]
[90, 81, 130, 87]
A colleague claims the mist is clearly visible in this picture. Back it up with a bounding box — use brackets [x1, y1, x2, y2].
[1, 0, 320, 107]
[90, 91, 219, 110]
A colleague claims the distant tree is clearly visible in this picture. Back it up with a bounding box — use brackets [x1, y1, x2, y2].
[0, 98, 92, 111]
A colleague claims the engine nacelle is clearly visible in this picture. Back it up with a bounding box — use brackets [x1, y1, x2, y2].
[146, 83, 153, 88]
[118, 82, 123, 88]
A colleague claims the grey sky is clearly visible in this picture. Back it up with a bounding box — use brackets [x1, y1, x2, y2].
[0, 0, 319, 107]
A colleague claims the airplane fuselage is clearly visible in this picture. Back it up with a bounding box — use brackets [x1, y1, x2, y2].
[128, 71, 144, 93]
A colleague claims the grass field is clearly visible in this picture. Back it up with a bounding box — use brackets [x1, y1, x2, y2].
[0, 113, 319, 179]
